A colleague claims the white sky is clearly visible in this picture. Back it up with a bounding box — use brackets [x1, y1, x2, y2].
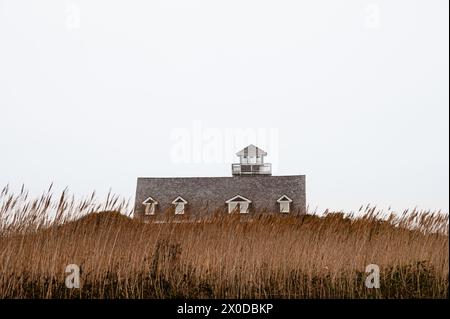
[0, 0, 448, 213]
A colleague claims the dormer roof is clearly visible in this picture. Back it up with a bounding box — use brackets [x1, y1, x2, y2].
[236, 144, 267, 157]
[225, 195, 252, 203]
[142, 196, 158, 205]
[171, 196, 188, 204]
[277, 195, 293, 203]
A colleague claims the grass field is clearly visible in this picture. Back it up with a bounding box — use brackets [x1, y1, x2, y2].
[0, 185, 448, 298]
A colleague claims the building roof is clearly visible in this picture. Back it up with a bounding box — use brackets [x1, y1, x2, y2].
[134, 175, 306, 215]
[236, 144, 267, 157]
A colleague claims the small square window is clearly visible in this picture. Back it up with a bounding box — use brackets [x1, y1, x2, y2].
[145, 203, 156, 215]
[280, 202, 290, 213]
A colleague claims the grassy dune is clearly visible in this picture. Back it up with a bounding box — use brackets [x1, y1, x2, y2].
[0, 186, 448, 298]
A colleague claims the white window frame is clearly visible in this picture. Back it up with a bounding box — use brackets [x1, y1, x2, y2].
[172, 196, 188, 215]
[277, 195, 293, 213]
[142, 197, 158, 215]
[225, 195, 252, 214]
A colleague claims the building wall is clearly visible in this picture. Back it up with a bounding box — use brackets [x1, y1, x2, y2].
[134, 175, 306, 219]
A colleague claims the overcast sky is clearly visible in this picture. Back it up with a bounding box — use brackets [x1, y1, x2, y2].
[0, 0, 448, 213]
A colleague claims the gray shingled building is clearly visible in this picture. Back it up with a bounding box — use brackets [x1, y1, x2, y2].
[134, 145, 306, 220]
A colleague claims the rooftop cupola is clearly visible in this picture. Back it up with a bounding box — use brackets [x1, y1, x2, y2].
[232, 144, 272, 176]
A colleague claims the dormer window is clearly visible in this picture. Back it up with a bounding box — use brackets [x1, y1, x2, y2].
[142, 197, 158, 215]
[225, 195, 252, 214]
[172, 196, 188, 214]
[277, 195, 293, 213]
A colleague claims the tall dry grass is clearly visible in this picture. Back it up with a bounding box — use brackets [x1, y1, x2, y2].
[0, 185, 448, 298]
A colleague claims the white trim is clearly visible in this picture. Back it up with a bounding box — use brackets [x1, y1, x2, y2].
[142, 196, 158, 205]
[225, 195, 252, 203]
[144, 203, 156, 215]
[171, 196, 188, 204]
[142, 197, 158, 215]
[277, 195, 292, 213]
[276, 195, 293, 203]
[225, 195, 251, 214]
[227, 202, 250, 214]
[174, 204, 185, 214]
[279, 202, 290, 213]
[172, 196, 188, 215]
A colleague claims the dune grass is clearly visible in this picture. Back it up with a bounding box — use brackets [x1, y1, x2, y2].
[0, 185, 448, 298]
